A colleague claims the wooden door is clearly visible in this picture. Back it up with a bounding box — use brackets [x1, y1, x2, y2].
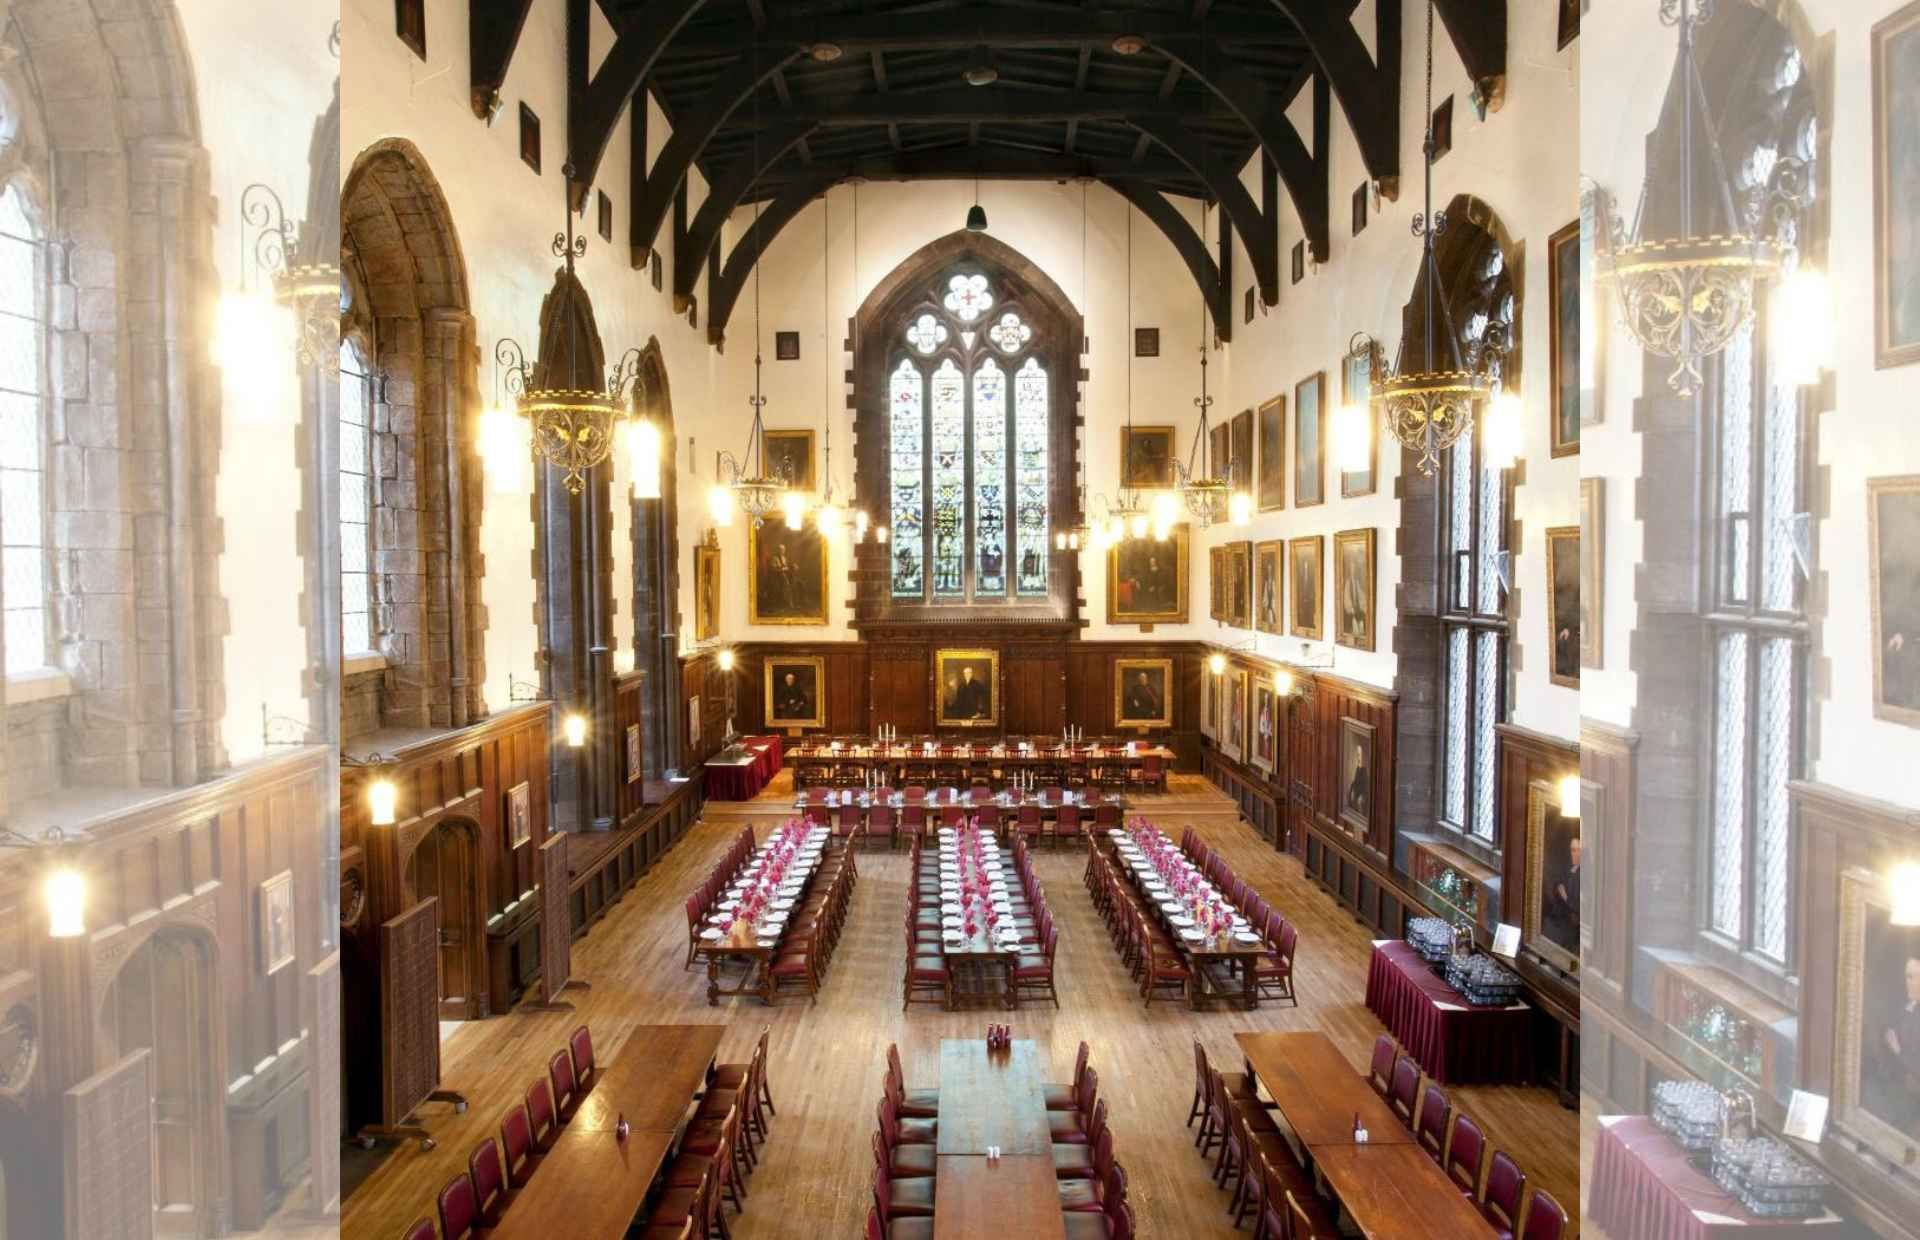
[408, 824, 479, 1019]
[103, 936, 211, 1237]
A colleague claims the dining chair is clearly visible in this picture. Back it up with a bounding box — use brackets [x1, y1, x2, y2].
[1013, 924, 1060, 1008]
[835, 802, 865, 845]
[1386, 1056, 1421, 1126]
[1365, 1035, 1397, 1097]
[873, 1125, 936, 1180]
[1059, 1149, 1124, 1213]
[901, 923, 951, 1010]
[1285, 1190, 1320, 1240]
[1052, 1098, 1107, 1179]
[1045, 1042, 1092, 1111]
[548, 1047, 580, 1121]
[498, 1101, 536, 1187]
[467, 1136, 508, 1224]
[714, 1026, 776, 1129]
[1255, 919, 1299, 1006]
[1480, 1150, 1528, 1235]
[400, 1217, 435, 1240]
[867, 804, 897, 849]
[1414, 1082, 1450, 1160]
[899, 804, 927, 847]
[1444, 1111, 1487, 1198]
[866, 1204, 933, 1240]
[1053, 803, 1084, 845]
[435, 1171, 479, 1240]
[1047, 1067, 1099, 1144]
[878, 1091, 939, 1147]
[1141, 935, 1192, 1007]
[1015, 803, 1045, 845]
[871, 1155, 936, 1220]
[569, 1024, 596, 1093]
[1519, 1187, 1568, 1240]
[524, 1077, 557, 1151]
[686, 896, 706, 968]
[638, 1165, 706, 1239]
[886, 1043, 941, 1117]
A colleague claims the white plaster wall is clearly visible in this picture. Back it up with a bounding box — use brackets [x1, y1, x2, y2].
[176, 0, 338, 763]
[701, 177, 1220, 644]
[1214, 0, 1579, 741]
[1580, 0, 1920, 803]
[340, 0, 713, 709]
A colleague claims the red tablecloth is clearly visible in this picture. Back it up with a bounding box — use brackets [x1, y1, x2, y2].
[1588, 1116, 1846, 1240]
[704, 760, 766, 801]
[1363, 940, 1533, 1084]
[743, 736, 782, 783]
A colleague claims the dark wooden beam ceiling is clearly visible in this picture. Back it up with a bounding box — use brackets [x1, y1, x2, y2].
[566, 0, 711, 204]
[1433, 0, 1507, 112]
[1267, 0, 1402, 198]
[1103, 178, 1230, 343]
[469, 0, 537, 119]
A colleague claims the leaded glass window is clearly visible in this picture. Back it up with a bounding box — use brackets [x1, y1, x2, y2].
[340, 341, 376, 656]
[0, 186, 48, 677]
[1439, 406, 1509, 843]
[886, 272, 1051, 603]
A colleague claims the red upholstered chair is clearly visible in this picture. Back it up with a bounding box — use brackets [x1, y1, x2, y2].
[1366, 1035, 1397, 1097]
[435, 1171, 479, 1240]
[1387, 1056, 1421, 1126]
[1286, 1191, 1321, 1240]
[401, 1218, 436, 1240]
[1141, 935, 1192, 1007]
[549, 1048, 579, 1121]
[902, 923, 951, 1010]
[1254, 918, 1298, 1006]
[1137, 753, 1165, 791]
[867, 1205, 933, 1240]
[1051, 1098, 1107, 1179]
[715, 1026, 777, 1130]
[686, 895, 706, 968]
[886, 1043, 941, 1117]
[1414, 1083, 1450, 1160]
[1045, 1041, 1091, 1112]
[1013, 924, 1059, 1008]
[899, 804, 927, 847]
[1016, 804, 1045, 845]
[1188, 1040, 1253, 1137]
[904, 784, 928, 801]
[569, 1024, 596, 1093]
[1092, 802, 1121, 828]
[867, 804, 897, 849]
[1520, 1187, 1568, 1240]
[1444, 1111, 1487, 1198]
[1057, 1143, 1121, 1213]
[524, 1077, 557, 1151]
[1047, 1067, 1099, 1144]
[872, 1157, 936, 1220]
[873, 1126, 935, 1180]
[1480, 1149, 1528, 1235]
[805, 803, 832, 828]
[836, 802, 865, 844]
[1052, 803, 1084, 845]
[498, 1102, 536, 1187]
[939, 804, 966, 827]
[639, 1164, 706, 1239]
[467, 1136, 508, 1224]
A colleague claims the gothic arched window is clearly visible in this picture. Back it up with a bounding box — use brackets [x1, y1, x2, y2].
[0, 184, 48, 677]
[886, 270, 1051, 603]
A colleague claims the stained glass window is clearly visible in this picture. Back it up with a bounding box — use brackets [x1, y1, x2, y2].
[1439, 406, 1509, 843]
[340, 341, 376, 655]
[884, 268, 1052, 605]
[0, 186, 48, 676]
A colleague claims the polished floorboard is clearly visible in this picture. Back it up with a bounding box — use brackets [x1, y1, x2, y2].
[342, 779, 1580, 1238]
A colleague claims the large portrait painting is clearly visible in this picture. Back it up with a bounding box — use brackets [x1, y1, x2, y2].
[1255, 540, 1284, 636]
[1231, 409, 1255, 492]
[1523, 778, 1581, 973]
[1340, 339, 1378, 497]
[1294, 371, 1325, 507]
[935, 648, 1000, 728]
[1257, 396, 1286, 511]
[1114, 658, 1174, 729]
[748, 520, 828, 625]
[694, 544, 721, 642]
[1201, 662, 1218, 740]
[763, 428, 816, 489]
[1547, 525, 1581, 689]
[1549, 219, 1581, 456]
[1875, 3, 1920, 369]
[1225, 541, 1252, 630]
[1211, 422, 1233, 486]
[764, 655, 826, 728]
[1581, 479, 1604, 669]
[1288, 535, 1324, 641]
[1224, 667, 1248, 761]
[1870, 476, 1920, 726]
[1121, 425, 1176, 488]
[1251, 682, 1277, 774]
[1334, 528, 1376, 652]
[1107, 524, 1189, 625]
[1337, 717, 1374, 837]
[1835, 867, 1920, 1168]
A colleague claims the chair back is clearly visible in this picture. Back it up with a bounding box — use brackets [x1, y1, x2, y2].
[525, 1077, 556, 1145]
[1286, 1191, 1317, 1239]
[870, 804, 896, 831]
[1367, 1035, 1396, 1095]
[904, 785, 927, 801]
[1055, 804, 1082, 834]
[436, 1171, 478, 1240]
[1482, 1150, 1528, 1230]
[1193, 1040, 1213, 1098]
[1520, 1187, 1568, 1240]
[1108, 1199, 1136, 1240]
[569, 1024, 595, 1085]
[865, 1206, 887, 1240]
[1076, 1066, 1099, 1116]
[1093, 803, 1121, 826]
[402, 1217, 436, 1240]
[805, 804, 831, 827]
[1415, 1083, 1450, 1156]
[1445, 1111, 1487, 1197]
[1142, 754, 1163, 776]
[1277, 919, 1298, 963]
[549, 1048, 577, 1114]
[500, 1103, 533, 1183]
[468, 1136, 505, 1216]
[1387, 1055, 1420, 1124]
[837, 803, 864, 828]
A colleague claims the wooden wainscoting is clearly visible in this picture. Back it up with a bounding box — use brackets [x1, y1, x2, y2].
[1580, 719, 1637, 1005]
[1495, 724, 1581, 1105]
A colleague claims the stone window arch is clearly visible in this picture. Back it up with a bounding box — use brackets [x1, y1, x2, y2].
[625, 339, 680, 780]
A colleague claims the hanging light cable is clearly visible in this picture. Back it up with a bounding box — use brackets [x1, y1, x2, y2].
[1091, 203, 1148, 543]
[816, 187, 848, 539]
[1174, 202, 1233, 527]
[1057, 181, 1093, 553]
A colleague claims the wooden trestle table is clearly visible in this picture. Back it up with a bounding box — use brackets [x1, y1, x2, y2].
[932, 1038, 1067, 1240]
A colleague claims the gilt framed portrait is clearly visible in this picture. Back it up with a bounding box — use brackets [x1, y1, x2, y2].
[1334, 528, 1376, 652]
[1288, 535, 1324, 641]
[1337, 718, 1374, 837]
[1873, 3, 1920, 368]
[1107, 524, 1189, 625]
[694, 544, 721, 642]
[1549, 219, 1582, 456]
[1225, 541, 1252, 630]
[1869, 476, 1920, 726]
[1257, 395, 1287, 511]
[1294, 371, 1325, 507]
[1580, 479, 1604, 670]
[748, 520, 828, 625]
[1231, 410, 1254, 492]
[1224, 667, 1248, 762]
[259, 871, 295, 975]
[935, 649, 999, 728]
[1209, 545, 1225, 621]
[1251, 683, 1277, 774]
[1114, 658, 1174, 729]
[1833, 866, 1920, 1169]
[1121, 425, 1176, 488]
[762, 429, 816, 490]
[506, 780, 532, 849]
[1254, 540, 1285, 636]
[1340, 338, 1378, 497]
[1211, 422, 1232, 486]
[1523, 778, 1581, 974]
[1201, 662, 1218, 740]
[1547, 525, 1581, 689]
[764, 655, 826, 729]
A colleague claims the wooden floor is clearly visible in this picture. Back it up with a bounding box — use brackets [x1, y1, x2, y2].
[341, 778, 1580, 1238]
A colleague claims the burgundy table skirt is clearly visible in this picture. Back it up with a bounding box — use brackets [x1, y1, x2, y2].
[1589, 1116, 1846, 1240]
[704, 761, 766, 801]
[1363, 940, 1532, 1084]
[744, 735, 782, 782]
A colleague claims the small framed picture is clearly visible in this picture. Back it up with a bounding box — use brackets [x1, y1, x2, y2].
[650, 251, 663, 292]
[1134, 327, 1160, 358]
[519, 103, 542, 174]
[1291, 241, 1306, 285]
[1431, 97, 1454, 160]
[506, 779, 532, 849]
[1244, 287, 1256, 324]
[597, 190, 613, 242]
[1352, 183, 1369, 235]
[775, 331, 801, 361]
[1337, 717, 1376, 837]
[1547, 525, 1581, 689]
[259, 871, 296, 975]
[626, 723, 642, 784]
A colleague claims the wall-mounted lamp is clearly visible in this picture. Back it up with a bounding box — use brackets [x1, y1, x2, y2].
[230, 182, 340, 378]
[1208, 653, 1227, 676]
[1558, 773, 1582, 819]
[1483, 389, 1525, 471]
[564, 713, 589, 748]
[1272, 668, 1296, 697]
[717, 649, 737, 672]
[368, 777, 399, 827]
[44, 868, 86, 939]
[1889, 861, 1920, 928]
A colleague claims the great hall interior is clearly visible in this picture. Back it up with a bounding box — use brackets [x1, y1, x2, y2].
[1, 0, 1919, 1237]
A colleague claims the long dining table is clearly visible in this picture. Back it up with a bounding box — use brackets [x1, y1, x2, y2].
[1236, 1031, 1498, 1239]
[692, 824, 831, 1004]
[487, 1024, 727, 1240]
[1102, 825, 1266, 1009]
[932, 1038, 1068, 1240]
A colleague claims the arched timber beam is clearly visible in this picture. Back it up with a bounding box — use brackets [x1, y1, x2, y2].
[707, 173, 839, 348]
[565, 0, 710, 204]
[1140, 37, 1329, 261]
[1433, 0, 1507, 113]
[1128, 116, 1279, 305]
[674, 122, 820, 310]
[1268, 0, 1402, 199]
[1102, 178, 1230, 343]
[470, 0, 537, 118]
[629, 56, 802, 266]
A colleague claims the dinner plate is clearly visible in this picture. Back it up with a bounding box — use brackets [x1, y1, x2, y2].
[1170, 915, 1195, 928]
[772, 899, 796, 910]
[1233, 931, 1263, 944]
[716, 899, 740, 911]
[700, 928, 726, 940]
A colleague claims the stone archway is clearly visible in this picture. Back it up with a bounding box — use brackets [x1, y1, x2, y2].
[341, 138, 485, 733]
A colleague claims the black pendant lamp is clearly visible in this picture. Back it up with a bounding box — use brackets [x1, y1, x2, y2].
[965, 178, 987, 232]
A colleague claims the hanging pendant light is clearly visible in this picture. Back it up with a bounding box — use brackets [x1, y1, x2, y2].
[1595, 0, 1814, 396]
[965, 177, 988, 232]
[1174, 205, 1238, 527]
[1089, 198, 1147, 544]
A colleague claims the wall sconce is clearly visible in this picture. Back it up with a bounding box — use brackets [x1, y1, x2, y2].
[368, 777, 399, 827]
[232, 182, 341, 377]
[44, 867, 86, 939]
[1483, 389, 1524, 471]
[1889, 861, 1920, 928]
[1558, 773, 1582, 818]
[717, 649, 737, 672]
[1208, 653, 1227, 676]
[564, 713, 589, 747]
[1272, 668, 1296, 696]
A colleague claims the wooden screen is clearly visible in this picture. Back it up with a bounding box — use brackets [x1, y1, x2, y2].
[64, 1048, 154, 1240]
[380, 899, 442, 1126]
[539, 834, 571, 1002]
[306, 951, 342, 1213]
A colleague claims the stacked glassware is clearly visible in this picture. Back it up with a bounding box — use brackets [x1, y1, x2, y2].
[1652, 1080, 1727, 1152]
[1407, 917, 1455, 964]
[1709, 1137, 1830, 1217]
[1444, 951, 1523, 1006]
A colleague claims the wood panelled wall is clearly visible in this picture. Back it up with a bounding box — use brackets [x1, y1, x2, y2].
[1581, 720, 1637, 1007]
